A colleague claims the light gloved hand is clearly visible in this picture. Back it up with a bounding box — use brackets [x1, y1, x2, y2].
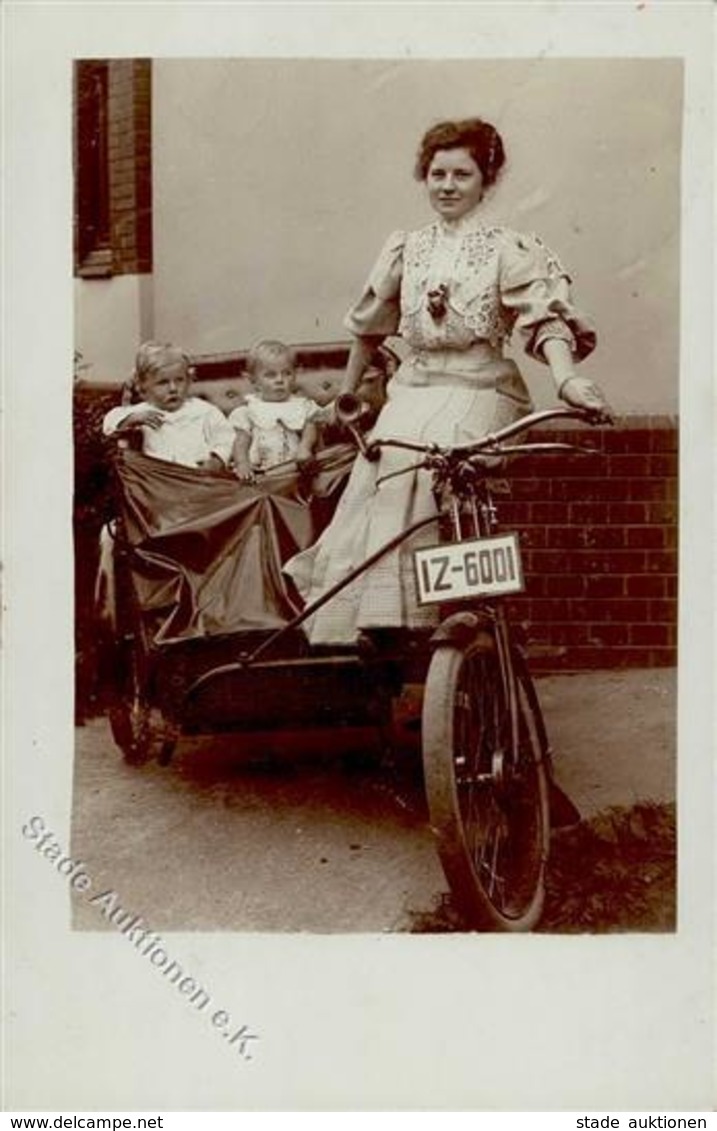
[559, 376, 614, 423]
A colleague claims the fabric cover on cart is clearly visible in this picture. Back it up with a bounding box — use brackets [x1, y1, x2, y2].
[109, 446, 355, 643]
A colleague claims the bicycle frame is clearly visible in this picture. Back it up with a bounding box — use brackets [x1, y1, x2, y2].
[434, 469, 522, 775]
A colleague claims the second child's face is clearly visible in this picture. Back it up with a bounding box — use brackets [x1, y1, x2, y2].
[140, 362, 191, 411]
[254, 359, 294, 402]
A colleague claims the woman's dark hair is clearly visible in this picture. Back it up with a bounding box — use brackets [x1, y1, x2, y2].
[414, 118, 505, 187]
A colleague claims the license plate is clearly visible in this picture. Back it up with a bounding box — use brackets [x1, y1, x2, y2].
[414, 533, 524, 605]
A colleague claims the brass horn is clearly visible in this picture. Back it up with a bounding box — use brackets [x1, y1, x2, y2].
[335, 392, 365, 426]
[334, 393, 379, 461]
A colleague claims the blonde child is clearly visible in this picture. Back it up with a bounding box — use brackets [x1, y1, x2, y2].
[103, 341, 235, 471]
[229, 340, 324, 482]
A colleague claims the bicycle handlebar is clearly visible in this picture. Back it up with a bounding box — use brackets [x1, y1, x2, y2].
[364, 405, 603, 463]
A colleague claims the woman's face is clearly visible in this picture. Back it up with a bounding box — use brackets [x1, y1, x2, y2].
[426, 147, 484, 221]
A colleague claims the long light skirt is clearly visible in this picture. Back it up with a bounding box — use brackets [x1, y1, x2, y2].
[284, 369, 528, 644]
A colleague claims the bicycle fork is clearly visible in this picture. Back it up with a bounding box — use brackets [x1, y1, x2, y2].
[445, 483, 522, 781]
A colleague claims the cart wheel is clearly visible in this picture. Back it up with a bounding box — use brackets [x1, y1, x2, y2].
[421, 638, 549, 932]
[107, 636, 165, 766]
[108, 698, 153, 766]
[157, 737, 178, 767]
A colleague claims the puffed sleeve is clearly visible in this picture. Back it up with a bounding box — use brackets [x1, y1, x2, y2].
[499, 231, 596, 364]
[343, 230, 405, 338]
[203, 403, 237, 465]
[227, 404, 251, 433]
[304, 398, 330, 424]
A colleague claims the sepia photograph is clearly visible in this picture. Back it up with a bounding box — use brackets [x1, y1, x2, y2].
[4, 1, 714, 1115]
[72, 55, 680, 936]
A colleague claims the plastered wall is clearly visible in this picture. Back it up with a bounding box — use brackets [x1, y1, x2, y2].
[152, 57, 682, 413]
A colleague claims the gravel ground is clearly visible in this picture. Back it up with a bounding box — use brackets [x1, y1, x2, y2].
[71, 667, 676, 934]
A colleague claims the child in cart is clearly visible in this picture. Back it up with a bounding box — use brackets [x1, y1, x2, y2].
[102, 341, 235, 471]
[96, 340, 236, 633]
[229, 339, 326, 482]
[229, 339, 398, 482]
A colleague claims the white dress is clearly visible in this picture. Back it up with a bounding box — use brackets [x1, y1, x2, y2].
[285, 209, 596, 644]
[228, 395, 324, 471]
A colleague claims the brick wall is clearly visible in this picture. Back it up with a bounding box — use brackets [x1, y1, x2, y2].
[501, 415, 678, 670]
[75, 59, 152, 277]
[73, 376, 678, 687]
[108, 59, 152, 274]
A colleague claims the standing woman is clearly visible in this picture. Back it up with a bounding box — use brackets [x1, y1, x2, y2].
[286, 117, 611, 644]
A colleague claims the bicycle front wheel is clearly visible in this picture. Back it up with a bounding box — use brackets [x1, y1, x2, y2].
[422, 637, 549, 931]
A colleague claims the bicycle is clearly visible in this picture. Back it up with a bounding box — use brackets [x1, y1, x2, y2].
[338, 398, 603, 930]
[105, 400, 603, 931]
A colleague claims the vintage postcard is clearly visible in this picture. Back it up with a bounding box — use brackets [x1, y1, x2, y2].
[3, 0, 714, 1114]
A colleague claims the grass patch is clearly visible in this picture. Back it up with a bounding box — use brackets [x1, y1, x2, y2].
[409, 801, 676, 934]
[540, 800, 676, 933]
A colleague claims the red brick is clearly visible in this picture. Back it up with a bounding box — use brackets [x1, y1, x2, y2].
[562, 646, 652, 669]
[513, 527, 544, 549]
[113, 156, 137, 176]
[645, 551, 678, 574]
[649, 429, 679, 452]
[569, 501, 611, 525]
[630, 624, 673, 647]
[109, 108, 133, 125]
[609, 502, 648, 525]
[542, 478, 575, 501]
[575, 599, 651, 624]
[587, 624, 631, 646]
[544, 574, 585, 597]
[570, 550, 646, 574]
[646, 501, 678, 525]
[666, 576, 678, 598]
[524, 574, 547, 597]
[510, 478, 541, 500]
[649, 454, 678, 477]
[608, 454, 652, 478]
[521, 624, 577, 647]
[111, 190, 137, 209]
[626, 575, 665, 598]
[558, 453, 607, 477]
[495, 504, 524, 526]
[579, 527, 627, 550]
[602, 430, 653, 454]
[524, 550, 569, 575]
[527, 598, 576, 623]
[528, 654, 568, 673]
[90, 59, 152, 279]
[530, 502, 567, 524]
[650, 599, 678, 624]
[558, 479, 632, 502]
[628, 480, 677, 502]
[583, 575, 625, 598]
[530, 640, 677, 671]
[546, 526, 584, 549]
[625, 527, 666, 549]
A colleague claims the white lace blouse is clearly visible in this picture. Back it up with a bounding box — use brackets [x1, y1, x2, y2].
[344, 212, 596, 364]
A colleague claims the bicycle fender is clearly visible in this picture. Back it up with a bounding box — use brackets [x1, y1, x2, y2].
[429, 610, 496, 652]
